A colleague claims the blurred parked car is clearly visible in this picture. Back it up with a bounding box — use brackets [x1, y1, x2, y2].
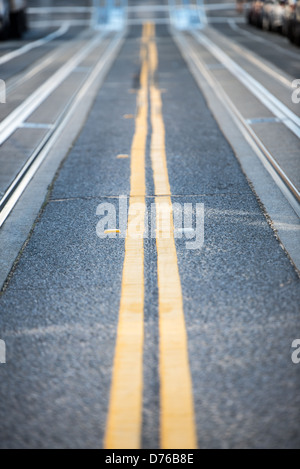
[247, 0, 266, 28]
[262, 0, 287, 32]
[283, 0, 300, 43]
[292, 0, 300, 43]
[0, 0, 27, 40]
[282, 0, 297, 37]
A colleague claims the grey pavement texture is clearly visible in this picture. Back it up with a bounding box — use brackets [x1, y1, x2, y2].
[0, 23, 300, 449]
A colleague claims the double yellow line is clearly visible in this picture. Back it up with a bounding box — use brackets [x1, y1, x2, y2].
[104, 23, 197, 450]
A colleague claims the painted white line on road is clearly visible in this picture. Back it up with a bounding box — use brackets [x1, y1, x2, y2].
[0, 32, 106, 147]
[127, 18, 170, 26]
[208, 17, 245, 22]
[228, 19, 300, 62]
[204, 3, 236, 9]
[192, 30, 300, 139]
[28, 7, 94, 14]
[127, 5, 170, 12]
[29, 20, 91, 28]
[0, 22, 70, 66]
[174, 31, 300, 216]
[0, 31, 123, 228]
[5, 29, 93, 98]
[19, 122, 54, 129]
[220, 23, 294, 89]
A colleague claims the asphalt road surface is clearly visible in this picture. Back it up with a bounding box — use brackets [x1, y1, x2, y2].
[0, 0, 299, 449]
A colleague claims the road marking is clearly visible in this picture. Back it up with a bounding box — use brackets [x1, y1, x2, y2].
[128, 19, 170, 26]
[208, 17, 245, 23]
[173, 31, 300, 215]
[5, 34, 88, 96]
[0, 32, 124, 228]
[149, 24, 197, 450]
[0, 23, 70, 67]
[222, 23, 294, 90]
[28, 6, 94, 14]
[19, 122, 54, 130]
[127, 5, 170, 12]
[29, 20, 91, 28]
[104, 229, 121, 234]
[204, 3, 236, 10]
[0, 32, 107, 146]
[192, 31, 300, 139]
[246, 117, 281, 124]
[105, 22, 197, 449]
[104, 23, 150, 450]
[227, 19, 300, 62]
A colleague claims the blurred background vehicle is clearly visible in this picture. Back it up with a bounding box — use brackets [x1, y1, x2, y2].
[236, 0, 246, 14]
[247, 0, 266, 27]
[0, 0, 27, 40]
[289, 0, 300, 43]
[262, 0, 286, 32]
[282, 0, 300, 43]
[282, 0, 297, 37]
[246, 0, 300, 44]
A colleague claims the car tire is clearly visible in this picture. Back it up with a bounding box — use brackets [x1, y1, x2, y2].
[288, 22, 296, 43]
[294, 24, 300, 45]
[10, 9, 26, 38]
[257, 15, 263, 28]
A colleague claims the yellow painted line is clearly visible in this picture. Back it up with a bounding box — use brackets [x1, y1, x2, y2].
[104, 23, 150, 450]
[123, 114, 135, 119]
[104, 229, 121, 234]
[149, 25, 197, 449]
